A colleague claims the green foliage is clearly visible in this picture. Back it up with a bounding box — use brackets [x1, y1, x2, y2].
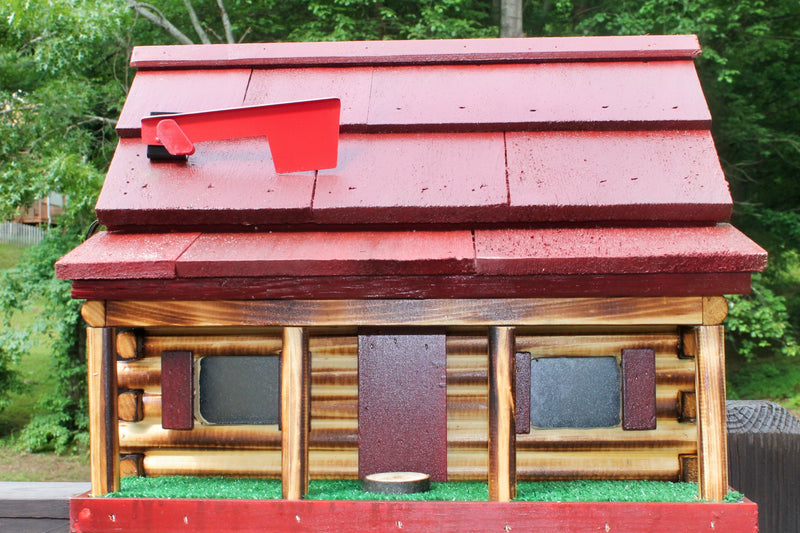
[0, 0, 118, 450]
[725, 205, 800, 403]
[726, 278, 799, 362]
[0, 232, 90, 453]
[289, 0, 496, 41]
[0, 2, 123, 221]
[728, 347, 800, 406]
[4, 0, 131, 76]
[0, 244, 26, 270]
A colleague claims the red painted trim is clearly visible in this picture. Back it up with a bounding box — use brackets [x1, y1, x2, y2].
[161, 351, 194, 430]
[130, 35, 702, 69]
[474, 225, 767, 276]
[57, 226, 766, 282]
[175, 231, 476, 278]
[115, 69, 252, 138]
[70, 495, 757, 533]
[68, 272, 754, 301]
[54, 232, 200, 281]
[622, 349, 657, 431]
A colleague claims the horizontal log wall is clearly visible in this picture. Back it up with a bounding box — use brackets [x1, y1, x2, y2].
[117, 328, 695, 480]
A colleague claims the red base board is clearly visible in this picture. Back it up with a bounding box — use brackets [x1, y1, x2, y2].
[70, 495, 758, 533]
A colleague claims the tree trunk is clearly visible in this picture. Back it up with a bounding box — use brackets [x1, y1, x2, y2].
[500, 0, 524, 38]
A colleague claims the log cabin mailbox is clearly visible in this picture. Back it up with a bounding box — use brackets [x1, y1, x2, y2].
[57, 35, 767, 511]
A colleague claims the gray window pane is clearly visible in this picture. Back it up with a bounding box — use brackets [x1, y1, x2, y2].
[530, 357, 621, 429]
[198, 355, 280, 425]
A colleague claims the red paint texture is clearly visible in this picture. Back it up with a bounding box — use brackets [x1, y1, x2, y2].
[313, 133, 508, 224]
[131, 35, 702, 69]
[358, 330, 447, 481]
[245, 68, 372, 127]
[176, 231, 475, 277]
[69, 272, 755, 301]
[96, 130, 739, 228]
[160, 351, 194, 430]
[54, 231, 199, 280]
[115, 69, 251, 137]
[506, 130, 732, 222]
[474, 224, 767, 275]
[70, 495, 758, 533]
[95, 139, 315, 228]
[622, 349, 658, 431]
[366, 61, 709, 131]
[59, 225, 765, 282]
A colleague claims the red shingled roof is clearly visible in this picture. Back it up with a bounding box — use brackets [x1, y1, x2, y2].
[56, 36, 766, 300]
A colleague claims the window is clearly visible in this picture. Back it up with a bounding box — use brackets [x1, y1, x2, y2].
[529, 356, 621, 429]
[197, 355, 281, 425]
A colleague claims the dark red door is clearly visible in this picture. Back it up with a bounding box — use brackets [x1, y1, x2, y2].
[358, 329, 447, 481]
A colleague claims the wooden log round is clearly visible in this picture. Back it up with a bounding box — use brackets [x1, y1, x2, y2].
[362, 472, 431, 494]
[702, 296, 729, 325]
[116, 330, 141, 360]
[120, 454, 145, 478]
[81, 301, 106, 327]
[117, 390, 144, 422]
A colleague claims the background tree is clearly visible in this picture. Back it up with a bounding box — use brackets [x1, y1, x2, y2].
[0, 0, 798, 452]
[501, 0, 524, 37]
[0, 0, 131, 451]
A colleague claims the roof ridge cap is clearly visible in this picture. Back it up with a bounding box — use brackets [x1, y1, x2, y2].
[131, 35, 701, 70]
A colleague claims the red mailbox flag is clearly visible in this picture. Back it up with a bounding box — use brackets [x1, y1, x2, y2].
[140, 98, 341, 173]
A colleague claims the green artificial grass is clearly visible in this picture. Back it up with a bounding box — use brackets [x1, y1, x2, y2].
[308, 480, 488, 501]
[108, 476, 283, 500]
[108, 476, 744, 503]
[517, 480, 698, 503]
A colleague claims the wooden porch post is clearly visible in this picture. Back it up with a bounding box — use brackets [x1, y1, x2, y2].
[488, 326, 516, 501]
[281, 327, 310, 500]
[87, 327, 120, 496]
[692, 325, 729, 500]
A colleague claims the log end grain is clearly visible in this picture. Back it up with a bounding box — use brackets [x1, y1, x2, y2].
[362, 472, 431, 494]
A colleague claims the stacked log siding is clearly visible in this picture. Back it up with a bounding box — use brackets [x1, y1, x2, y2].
[117, 329, 696, 480]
